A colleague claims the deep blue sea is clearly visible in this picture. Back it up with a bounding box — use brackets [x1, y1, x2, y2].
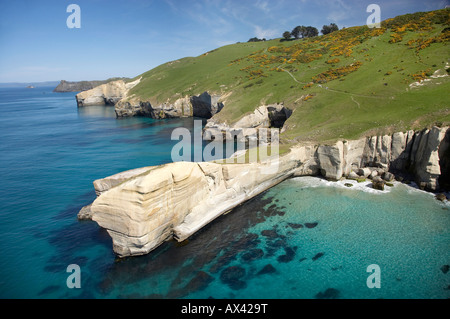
[0, 86, 449, 299]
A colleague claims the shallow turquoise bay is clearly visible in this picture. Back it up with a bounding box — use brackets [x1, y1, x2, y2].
[0, 87, 448, 299]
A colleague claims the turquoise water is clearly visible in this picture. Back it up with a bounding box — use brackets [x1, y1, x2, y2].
[0, 87, 448, 299]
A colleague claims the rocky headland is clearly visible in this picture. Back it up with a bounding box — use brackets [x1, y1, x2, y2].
[53, 78, 128, 93]
[79, 124, 449, 257]
[75, 78, 142, 107]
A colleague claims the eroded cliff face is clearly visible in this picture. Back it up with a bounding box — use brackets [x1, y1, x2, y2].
[314, 126, 449, 190]
[202, 104, 292, 144]
[114, 97, 191, 118]
[114, 91, 224, 119]
[76, 81, 225, 120]
[81, 126, 449, 257]
[76, 78, 141, 107]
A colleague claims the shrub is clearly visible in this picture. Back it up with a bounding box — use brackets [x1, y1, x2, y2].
[326, 58, 340, 64]
[312, 61, 363, 83]
[409, 68, 432, 81]
[302, 94, 314, 101]
[248, 37, 265, 42]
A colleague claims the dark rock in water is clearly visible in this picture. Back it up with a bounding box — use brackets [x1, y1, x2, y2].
[299, 257, 307, 263]
[441, 265, 449, 274]
[209, 249, 238, 274]
[315, 288, 340, 299]
[372, 176, 385, 191]
[185, 271, 214, 292]
[189, 192, 273, 272]
[209, 232, 261, 273]
[232, 233, 261, 251]
[265, 238, 286, 257]
[220, 266, 246, 281]
[262, 203, 286, 217]
[436, 193, 448, 202]
[257, 264, 276, 275]
[312, 252, 325, 261]
[287, 223, 304, 229]
[266, 239, 286, 249]
[277, 255, 292, 263]
[241, 249, 264, 262]
[261, 229, 278, 238]
[344, 183, 353, 188]
[382, 172, 395, 182]
[304, 222, 318, 229]
[265, 247, 277, 257]
[220, 266, 247, 290]
[277, 246, 296, 263]
[262, 204, 277, 217]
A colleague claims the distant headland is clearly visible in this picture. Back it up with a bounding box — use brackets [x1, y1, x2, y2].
[53, 78, 129, 93]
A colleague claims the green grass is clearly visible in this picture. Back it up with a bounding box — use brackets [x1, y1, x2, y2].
[128, 9, 449, 144]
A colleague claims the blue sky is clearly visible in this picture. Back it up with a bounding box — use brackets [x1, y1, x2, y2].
[0, 0, 448, 82]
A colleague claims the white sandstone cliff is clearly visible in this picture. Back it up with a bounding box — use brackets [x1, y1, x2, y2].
[76, 78, 141, 107]
[89, 147, 308, 257]
[203, 104, 292, 142]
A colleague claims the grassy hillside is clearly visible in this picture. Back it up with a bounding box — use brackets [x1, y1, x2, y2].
[128, 9, 449, 144]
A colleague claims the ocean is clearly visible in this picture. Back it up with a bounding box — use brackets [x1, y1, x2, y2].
[0, 87, 448, 299]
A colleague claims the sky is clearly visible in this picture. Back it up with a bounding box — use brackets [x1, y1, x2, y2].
[0, 0, 448, 83]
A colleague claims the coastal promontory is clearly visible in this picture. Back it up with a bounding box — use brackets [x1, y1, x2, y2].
[53, 78, 128, 93]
